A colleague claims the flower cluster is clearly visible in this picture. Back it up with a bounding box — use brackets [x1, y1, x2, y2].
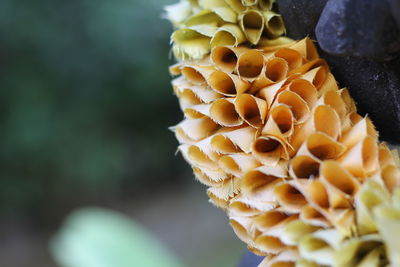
[166, 1, 400, 266]
[165, 0, 289, 60]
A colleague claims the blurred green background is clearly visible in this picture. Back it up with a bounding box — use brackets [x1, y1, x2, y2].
[0, 0, 244, 266]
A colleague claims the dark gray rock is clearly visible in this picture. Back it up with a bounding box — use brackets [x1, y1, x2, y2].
[316, 0, 400, 61]
[319, 50, 400, 143]
[277, 0, 327, 39]
[387, 0, 400, 29]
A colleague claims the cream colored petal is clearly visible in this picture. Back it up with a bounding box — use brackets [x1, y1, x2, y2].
[210, 126, 257, 153]
[193, 166, 231, 186]
[316, 90, 347, 122]
[212, 7, 238, 22]
[230, 215, 256, 244]
[299, 229, 345, 265]
[211, 46, 238, 73]
[249, 246, 269, 257]
[169, 62, 183, 76]
[177, 89, 203, 110]
[291, 182, 330, 228]
[281, 219, 321, 246]
[171, 75, 188, 91]
[313, 105, 341, 138]
[255, 209, 298, 233]
[257, 79, 288, 108]
[187, 137, 221, 170]
[340, 117, 378, 149]
[208, 70, 251, 96]
[181, 25, 219, 37]
[251, 60, 288, 95]
[328, 208, 355, 234]
[274, 181, 308, 213]
[263, 11, 286, 38]
[171, 75, 192, 90]
[299, 236, 334, 265]
[301, 66, 329, 91]
[320, 161, 359, 210]
[318, 72, 339, 96]
[289, 155, 320, 179]
[237, 49, 265, 79]
[224, 0, 246, 13]
[349, 110, 364, 124]
[239, 9, 265, 45]
[321, 161, 360, 197]
[276, 90, 310, 124]
[381, 164, 400, 193]
[296, 132, 346, 161]
[265, 57, 289, 83]
[250, 74, 276, 95]
[242, 173, 281, 201]
[373, 205, 400, 267]
[289, 58, 325, 75]
[392, 187, 400, 209]
[241, 164, 288, 200]
[255, 234, 288, 254]
[252, 135, 289, 165]
[340, 88, 357, 114]
[210, 23, 246, 48]
[198, 0, 227, 8]
[356, 180, 391, 235]
[290, 61, 332, 94]
[174, 117, 219, 143]
[186, 84, 222, 103]
[184, 103, 211, 118]
[274, 48, 304, 71]
[211, 45, 247, 73]
[333, 235, 383, 267]
[258, 249, 299, 267]
[229, 196, 265, 216]
[295, 180, 329, 210]
[261, 108, 287, 141]
[300, 204, 331, 228]
[181, 64, 215, 85]
[208, 176, 241, 201]
[185, 9, 224, 26]
[258, 37, 295, 51]
[209, 97, 243, 126]
[219, 153, 261, 176]
[354, 247, 382, 267]
[289, 38, 319, 61]
[379, 142, 397, 168]
[258, 0, 275, 11]
[338, 136, 379, 178]
[234, 94, 268, 127]
[178, 144, 192, 164]
[241, 0, 258, 6]
[295, 259, 319, 267]
[172, 27, 216, 60]
[207, 188, 230, 209]
[263, 104, 294, 138]
[173, 76, 221, 104]
[392, 148, 400, 168]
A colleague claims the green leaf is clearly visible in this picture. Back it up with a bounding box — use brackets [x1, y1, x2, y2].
[50, 207, 186, 267]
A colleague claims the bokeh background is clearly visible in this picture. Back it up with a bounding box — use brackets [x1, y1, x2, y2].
[0, 0, 244, 266]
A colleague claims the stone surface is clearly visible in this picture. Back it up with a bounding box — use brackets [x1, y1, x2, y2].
[277, 0, 327, 39]
[319, 50, 400, 143]
[387, 0, 400, 29]
[316, 0, 400, 61]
